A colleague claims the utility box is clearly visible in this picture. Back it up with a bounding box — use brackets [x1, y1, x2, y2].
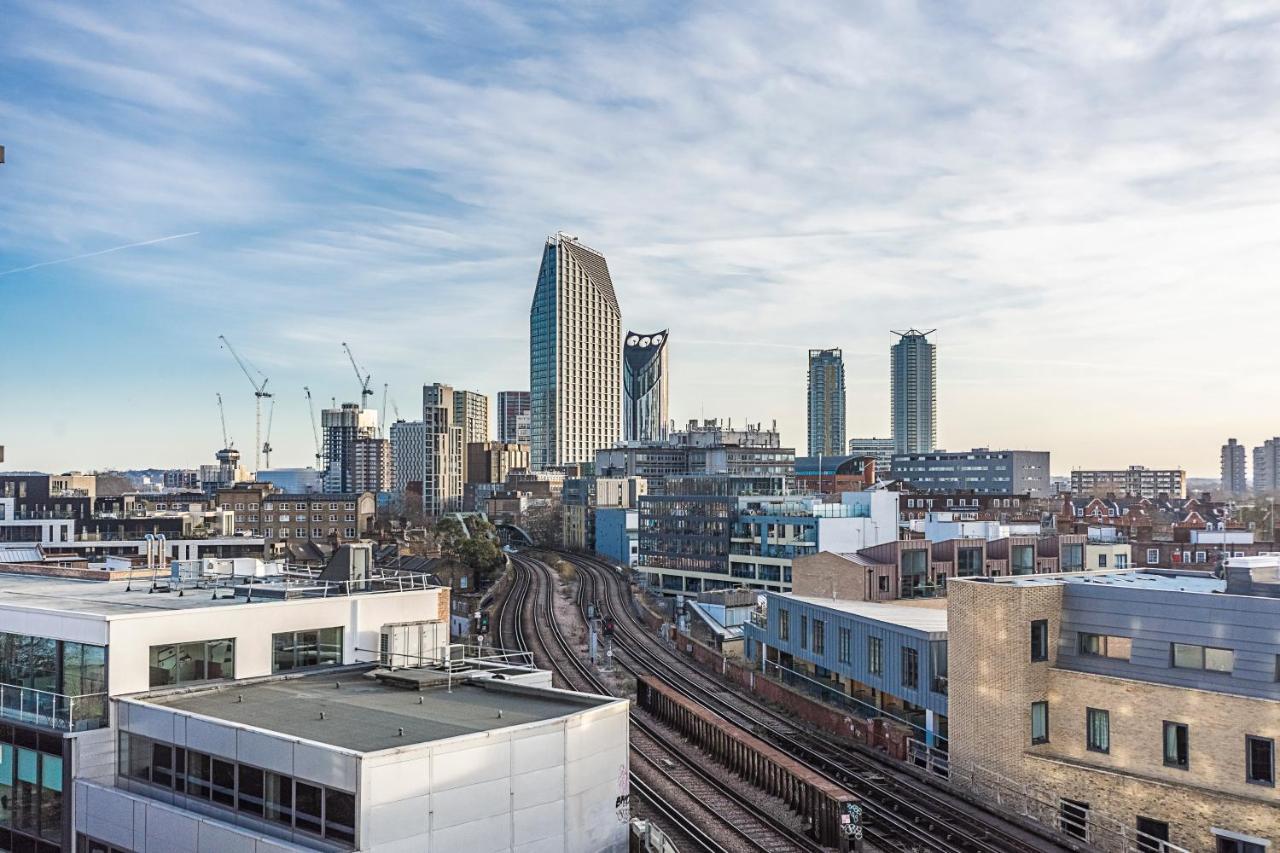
[380, 620, 447, 668]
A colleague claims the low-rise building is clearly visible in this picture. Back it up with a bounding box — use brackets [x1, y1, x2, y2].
[794, 455, 876, 495]
[215, 483, 375, 547]
[948, 562, 1279, 853]
[891, 449, 1051, 497]
[1071, 465, 1187, 499]
[595, 507, 639, 567]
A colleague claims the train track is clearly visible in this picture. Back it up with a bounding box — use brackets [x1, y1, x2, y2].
[561, 551, 1071, 853]
[499, 554, 827, 853]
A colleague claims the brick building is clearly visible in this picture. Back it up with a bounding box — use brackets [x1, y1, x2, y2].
[215, 483, 375, 548]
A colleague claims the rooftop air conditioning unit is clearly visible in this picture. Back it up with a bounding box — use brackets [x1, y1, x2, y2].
[380, 621, 445, 669]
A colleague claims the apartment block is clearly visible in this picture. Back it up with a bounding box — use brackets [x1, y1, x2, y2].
[1222, 438, 1248, 496]
[891, 449, 1051, 497]
[807, 348, 846, 456]
[1071, 466, 1187, 499]
[1254, 438, 1280, 493]
[215, 483, 376, 546]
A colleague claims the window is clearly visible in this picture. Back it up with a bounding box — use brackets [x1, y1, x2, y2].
[1146, 548, 1159, 564]
[1086, 708, 1110, 753]
[1135, 817, 1170, 853]
[1031, 701, 1049, 744]
[799, 614, 808, 650]
[778, 609, 789, 641]
[1171, 643, 1234, 673]
[1246, 736, 1274, 786]
[868, 636, 883, 675]
[812, 619, 825, 655]
[1162, 721, 1188, 769]
[1030, 620, 1049, 662]
[1078, 633, 1131, 661]
[1115, 553, 1129, 569]
[148, 639, 235, 687]
[1060, 798, 1089, 841]
[272, 628, 344, 672]
[901, 647, 918, 689]
[1215, 833, 1269, 853]
[930, 641, 947, 694]
[837, 628, 851, 663]
[1097, 553, 1108, 568]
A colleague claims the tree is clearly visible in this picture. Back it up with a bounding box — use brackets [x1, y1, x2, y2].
[433, 516, 504, 574]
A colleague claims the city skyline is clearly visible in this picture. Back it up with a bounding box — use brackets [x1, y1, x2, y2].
[5, 3, 1280, 476]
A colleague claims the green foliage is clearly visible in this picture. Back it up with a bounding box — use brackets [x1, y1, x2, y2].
[433, 515, 505, 572]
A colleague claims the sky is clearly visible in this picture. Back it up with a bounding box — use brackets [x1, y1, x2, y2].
[2, 1, 1279, 477]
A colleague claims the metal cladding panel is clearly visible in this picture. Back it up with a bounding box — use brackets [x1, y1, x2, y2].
[183, 715, 238, 761]
[236, 728, 295, 777]
[367, 795, 431, 847]
[193, 820, 257, 853]
[78, 781, 135, 847]
[429, 776, 511, 830]
[144, 805, 200, 852]
[292, 739, 357, 792]
[509, 724, 566, 776]
[512, 798, 567, 849]
[1059, 583, 1280, 700]
[760, 594, 948, 716]
[121, 701, 179, 742]
[511, 764, 564, 810]
[431, 736, 511, 787]
[364, 753, 430, 805]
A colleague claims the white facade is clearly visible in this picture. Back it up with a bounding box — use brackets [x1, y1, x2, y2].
[529, 233, 622, 470]
[423, 384, 464, 515]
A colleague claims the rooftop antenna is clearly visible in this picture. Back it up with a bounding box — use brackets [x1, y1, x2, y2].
[342, 342, 374, 410]
[218, 335, 271, 473]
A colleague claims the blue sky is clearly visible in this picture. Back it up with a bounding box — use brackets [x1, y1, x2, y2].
[2, 1, 1279, 476]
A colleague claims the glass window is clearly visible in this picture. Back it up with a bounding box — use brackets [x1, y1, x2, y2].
[1079, 633, 1130, 661]
[1172, 643, 1234, 673]
[1030, 620, 1049, 662]
[901, 647, 918, 689]
[295, 781, 323, 835]
[149, 639, 235, 687]
[1246, 736, 1274, 786]
[777, 609, 789, 641]
[837, 628, 851, 664]
[1163, 721, 1188, 769]
[868, 636, 883, 675]
[272, 628, 344, 672]
[799, 615, 807, 650]
[325, 789, 356, 843]
[264, 771, 293, 826]
[211, 757, 235, 806]
[1060, 798, 1089, 840]
[1205, 647, 1235, 673]
[1031, 701, 1049, 744]
[930, 641, 947, 694]
[187, 751, 211, 799]
[812, 620, 825, 655]
[1086, 708, 1110, 753]
[238, 765, 264, 815]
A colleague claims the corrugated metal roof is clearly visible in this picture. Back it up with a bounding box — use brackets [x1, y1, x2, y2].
[782, 594, 948, 634]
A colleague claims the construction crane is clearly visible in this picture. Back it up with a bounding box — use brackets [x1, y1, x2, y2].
[391, 397, 401, 421]
[380, 383, 389, 436]
[262, 399, 276, 469]
[304, 386, 322, 471]
[216, 393, 233, 448]
[341, 342, 373, 410]
[218, 335, 271, 473]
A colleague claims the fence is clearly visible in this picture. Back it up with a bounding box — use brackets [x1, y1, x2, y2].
[0, 682, 108, 732]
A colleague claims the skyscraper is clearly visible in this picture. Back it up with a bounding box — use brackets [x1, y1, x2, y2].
[890, 329, 937, 455]
[496, 391, 531, 443]
[321, 403, 380, 493]
[1221, 438, 1247, 496]
[452, 390, 490, 446]
[624, 330, 669, 443]
[806, 348, 845, 456]
[390, 420, 426, 496]
[422, 384, 464, 515]
[1254, 438, 1280, 494]
[530, 233, 622, 470]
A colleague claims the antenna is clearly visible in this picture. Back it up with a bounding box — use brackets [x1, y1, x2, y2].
[218, 335, 271, 473]
[341, 342, 374, 409]
[304, 386, 322, 471]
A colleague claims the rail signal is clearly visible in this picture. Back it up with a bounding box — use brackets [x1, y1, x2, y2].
[602, 617, 616, 637]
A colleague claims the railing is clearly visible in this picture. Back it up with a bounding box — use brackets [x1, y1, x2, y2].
[0, 682, 109, 732]
[907, 738, 950, 778]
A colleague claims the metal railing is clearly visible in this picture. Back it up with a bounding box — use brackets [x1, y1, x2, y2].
[0, 682, 108, 732]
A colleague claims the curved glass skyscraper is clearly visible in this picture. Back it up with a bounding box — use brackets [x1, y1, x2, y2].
[624, 330, 669, 443]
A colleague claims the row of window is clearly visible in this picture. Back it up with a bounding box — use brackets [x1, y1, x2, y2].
[244, 514, 356, 522]
[0, 744, 63, 844]
[1032, 628, 1268, 680]
[148, 628, 343, 688]
[1028, 703, 1275, 785]
[781, 610, 946, 693]
[231, 503, 356, 511]
[120, 733, 355, 845]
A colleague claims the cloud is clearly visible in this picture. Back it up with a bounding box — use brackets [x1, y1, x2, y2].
[2, 1, 1280, 472]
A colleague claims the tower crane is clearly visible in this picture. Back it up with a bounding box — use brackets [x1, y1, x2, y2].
[380, 383, 389, 437]
[218, 335, 271, 473]
[216, 393, 233, 448]
[262, 398, 276, 469]
[341, 342, 373, 410]
[304, 386, 322, 471]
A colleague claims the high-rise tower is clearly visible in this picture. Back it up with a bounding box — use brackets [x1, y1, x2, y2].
[891, 329, 937, 455]
[496, 391, 531, 443]
[530, 233, 622, 469]
[1221, 438, 1247, 496]
[624, 330, 669, 443]
[807, 348, 845, 456]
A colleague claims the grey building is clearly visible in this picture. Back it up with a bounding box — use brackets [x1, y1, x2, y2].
[390, 419, 426, 496]
[1221, 438, 1248, 496]
[624, 330, 669, 443]
[530, 233, 622, 470]
[891, 448, 1051, 497]
[422, 384, 464, 515]
[807, 348, 846, 457]
[596, 419, 795, 493]
[849, 437, 895, 478]
[496, 391, 530, 444]
[1253, 437, 1280, 493]
[320, 403, 380, 493]
[891, 329, 937, 455]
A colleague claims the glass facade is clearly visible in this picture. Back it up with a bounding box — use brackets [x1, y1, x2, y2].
[272, 628, 343, 672]
[0, 724, 65, 851]
[0, 632, 106, 732]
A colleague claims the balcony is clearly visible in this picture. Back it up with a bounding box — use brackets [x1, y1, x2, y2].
[0, 682, 109, 732]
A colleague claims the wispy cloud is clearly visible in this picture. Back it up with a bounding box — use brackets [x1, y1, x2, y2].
[0, 232, 199, 278]
[2, 1, 1279, 472]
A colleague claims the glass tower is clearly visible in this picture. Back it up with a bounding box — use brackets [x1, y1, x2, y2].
[624, 330, 669, 443]
[529, 233, 622, 469]
[807, 348, 845, 456]
[891, 329, 937, 455]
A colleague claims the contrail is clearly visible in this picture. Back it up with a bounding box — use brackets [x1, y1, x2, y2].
[0, 231, 200, 278]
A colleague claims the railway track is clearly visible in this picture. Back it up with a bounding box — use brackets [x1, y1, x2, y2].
[498, 554, 827, 853]
[561, 551, 1072, 853]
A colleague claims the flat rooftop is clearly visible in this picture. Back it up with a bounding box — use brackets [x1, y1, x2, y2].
[987, 570, 1226, 594]
[780, 594, 948, 636]
[140, 669, 615, 753]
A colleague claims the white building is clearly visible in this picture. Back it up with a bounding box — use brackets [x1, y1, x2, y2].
[530, 233, 622, 470]
[0, 551, 629, 852]
[423, 384, 464, 516]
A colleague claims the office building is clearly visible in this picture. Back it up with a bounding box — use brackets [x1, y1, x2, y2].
[624, 330, 669, 443]
[321, 403, 380, 493]
[891, 329, 937, 455]
[390, 419, 427, 496]
[849, 437, 895, 478]
[422, 384, 464, 516]
[530, 232, 622, 470]
[496, 391, 531, 443]
[892, 449, 1051, 497]
[807, 348, 846, 456]
[596, 420, 795, 492]
[949, 561, 1279, 853]
[255, 467, 323, 494]
[793, 455, 876, 494]
[1253, 437, 1280, 493]
[1070, 466, 1186, 499]
[1221, 438, 1248, 496]
[514, 411, 531, 444]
